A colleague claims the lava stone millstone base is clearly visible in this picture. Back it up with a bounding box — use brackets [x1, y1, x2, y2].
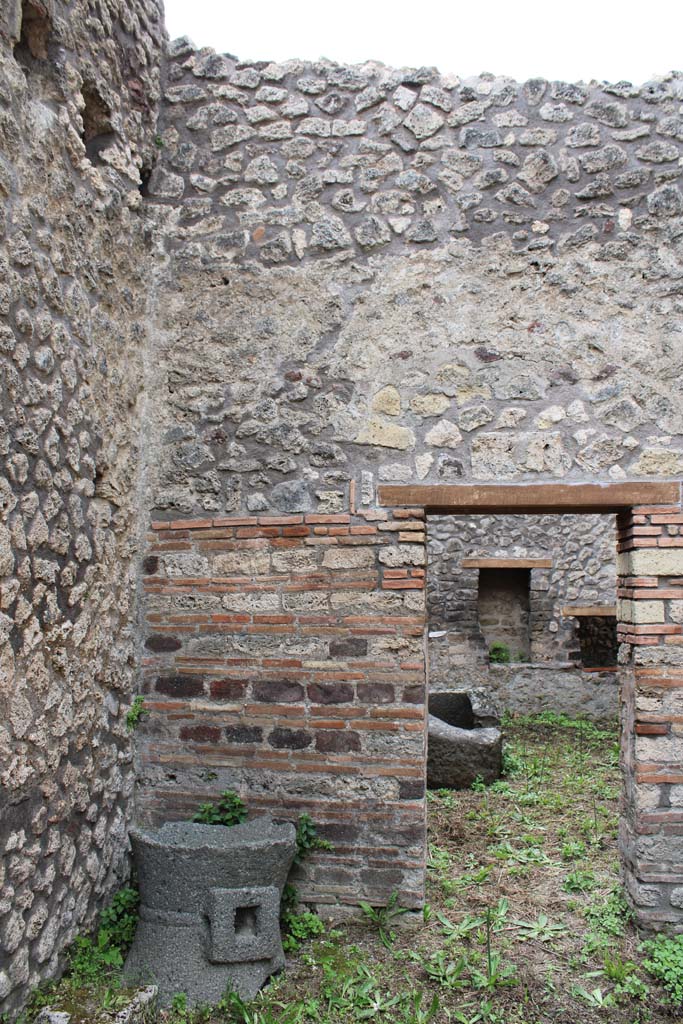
[124, 818, 296, 1006]
[427, 691, 502, 789]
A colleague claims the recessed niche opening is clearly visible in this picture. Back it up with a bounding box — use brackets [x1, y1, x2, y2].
[139, 165, 153, 197]
[14, 0, 52, 68]
[81, 83, 116, 166]
[234, 905, 258, 939]
[478, 567, 531, 663]
[577, 615, 618, 670]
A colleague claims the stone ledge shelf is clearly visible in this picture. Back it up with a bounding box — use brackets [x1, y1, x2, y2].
[561, 605, 617, 617]
[462, 557, 552, 569]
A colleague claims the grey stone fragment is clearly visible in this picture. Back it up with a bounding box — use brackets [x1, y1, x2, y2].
[145, 167, 185, 199]
[193, 54, 232, 79]
[35, 1013, 71, 1024]
[496, 182, 536, 207]
[310, 216, 351, 250]
[124, 819, 296, 1007]
[550, 82, 587, 105]
[517, 151, 558, 193]
[635, 141, 680, 163]
[406, 218, 437, 243]
[585, 99, 628, 127]
[647, 184, 683, 217]
[113, 987, 158, 1023]
[355, 216, 391, 248]
[420, 86, 453, 112]
[427, 691, 502, 789]
[579, 145, 627, 173]
[271, 479, 313, 512]
[168, 37, 196, 59]
[404, 103, 445, 139]
[518, 128, 557, 146]
[524, 78, 547, 105]
[614, 169, 650, 189]
[565, 123, 601, 147]
[460, 127, 502, 148]
[575, 175, 613, 199]
[539, 103, 573, 122]
[448, 101, 491, 126]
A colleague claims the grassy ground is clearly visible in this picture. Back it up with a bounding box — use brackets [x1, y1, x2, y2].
[14, 713, 683, 1024]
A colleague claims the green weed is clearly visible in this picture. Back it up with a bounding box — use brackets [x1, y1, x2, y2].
[125, 695, 146, 731]
[359, 890, 409, 949]
[192, 790, 247, 826]
[642, 934, 683, 1005]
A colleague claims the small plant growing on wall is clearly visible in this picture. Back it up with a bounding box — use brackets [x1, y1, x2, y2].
[192, 790, 247, 826]
[489, 642, 511, 664]
[126, 696, 147, 731]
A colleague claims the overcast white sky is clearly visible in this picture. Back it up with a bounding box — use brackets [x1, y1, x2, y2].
[164, 0, 683, 84]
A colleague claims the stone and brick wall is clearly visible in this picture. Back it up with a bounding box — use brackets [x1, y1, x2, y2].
[0, 1, 164, 1014]
[428, 512, 616, 664]
[135, 507, 427, 907]
[4, 7, 683, 1015]
[426, 512, 618, 717]
[139, 37, 683, 934]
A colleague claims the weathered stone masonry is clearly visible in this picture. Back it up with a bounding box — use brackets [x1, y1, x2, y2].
[4, 3, 683, 1015]
[0, 0, 164, 1015]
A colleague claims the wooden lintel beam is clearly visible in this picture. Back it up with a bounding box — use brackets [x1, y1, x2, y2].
[377, 482, 681, 514]
[561, 605, 617, 617]
[462, 558, 552, 569]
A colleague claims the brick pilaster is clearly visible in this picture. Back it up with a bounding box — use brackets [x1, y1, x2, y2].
[137, 508, 427, 907]
[617, 505, 683, 930]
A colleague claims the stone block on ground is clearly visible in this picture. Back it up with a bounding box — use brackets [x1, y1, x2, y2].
[124, 818, 296, 1007]
[427, 691, 502, 789]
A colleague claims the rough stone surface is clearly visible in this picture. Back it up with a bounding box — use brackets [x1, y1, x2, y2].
[124, 819, 296, 1006]
[427, 691, 502, 788]
[0, 1, 165, 1016]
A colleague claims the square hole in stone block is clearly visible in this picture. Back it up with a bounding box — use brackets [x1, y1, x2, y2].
[234, 905, 258, 939]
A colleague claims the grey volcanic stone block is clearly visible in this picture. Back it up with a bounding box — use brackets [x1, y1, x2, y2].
[427, 691, 502, 789]
[124, 818, 296, 1007]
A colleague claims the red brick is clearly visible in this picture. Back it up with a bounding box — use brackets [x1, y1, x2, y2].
[209, 679, 248, 701]
[169, 518, 213, 530]
[252, 680, 304, 703]
[258, 515, 304, 525]
[305, 514, 351, 524]
[236, 527, 280, 539]
[635, 723, 670, 736]
[179, 725, 221, 744]
[315, 730, 361, 753]
[156, 675, 204, 698]
[213, 516, 259, 527]
[632, 505, 682, 514]
[252, 615, 295, 624]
